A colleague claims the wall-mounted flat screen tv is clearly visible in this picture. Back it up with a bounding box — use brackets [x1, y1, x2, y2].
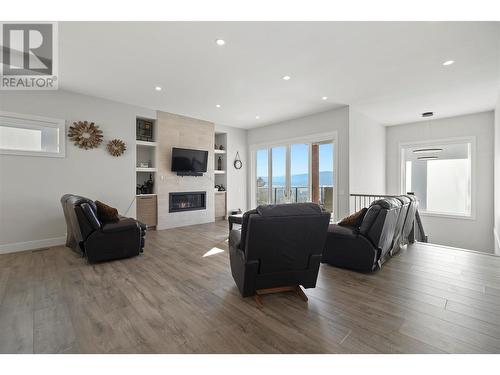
[171, 147, 208, 173]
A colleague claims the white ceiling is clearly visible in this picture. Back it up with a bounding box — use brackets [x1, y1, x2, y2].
[59, 22, 500, 129]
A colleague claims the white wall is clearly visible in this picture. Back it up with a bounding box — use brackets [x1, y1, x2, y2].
[0, 90, 155, 253]
[215, 124, 248, 213]
[348, 107, 386, 211]
[386, 111, 495, 253]
[494, 94, 500, 254]
[247, 106, 350, 218]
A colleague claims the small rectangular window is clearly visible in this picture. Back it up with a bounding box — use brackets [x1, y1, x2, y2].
[0, 112, 65, 157]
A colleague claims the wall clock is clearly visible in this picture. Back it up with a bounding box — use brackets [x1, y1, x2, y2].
[234, 151, 242, 169]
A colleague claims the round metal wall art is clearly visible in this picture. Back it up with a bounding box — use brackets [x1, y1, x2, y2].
[68, 121, 103, 150]
[107, 139, 127, 157]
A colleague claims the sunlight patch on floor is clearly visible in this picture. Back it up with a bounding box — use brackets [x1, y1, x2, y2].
[203, 247, 225, 257]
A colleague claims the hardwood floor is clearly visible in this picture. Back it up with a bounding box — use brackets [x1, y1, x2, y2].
[1, 221, 500, 353]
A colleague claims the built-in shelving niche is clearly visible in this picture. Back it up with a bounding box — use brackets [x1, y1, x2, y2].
[136, 117, 157, 195]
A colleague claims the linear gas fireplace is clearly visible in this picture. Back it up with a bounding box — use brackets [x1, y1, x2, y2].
[169, 191, 206, 213]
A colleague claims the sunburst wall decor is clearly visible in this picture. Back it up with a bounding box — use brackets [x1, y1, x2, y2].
[107, 139, 127, 157]
[68, 121, 103, 150]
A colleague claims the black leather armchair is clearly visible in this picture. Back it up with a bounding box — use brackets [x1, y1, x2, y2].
[229, 203, 331, 299]
[322, 198, 401, 272]
[61, 194, 146, 263]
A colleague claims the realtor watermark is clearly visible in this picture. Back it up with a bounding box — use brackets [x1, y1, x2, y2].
[0, 22, 58, 90]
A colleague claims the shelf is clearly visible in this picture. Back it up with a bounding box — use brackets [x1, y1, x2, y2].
[214, 149, 227, 154]
[214, 170, 226, 174]
[136, 140, 157, 147]
[136, 193, 157, 197]
[136, 167, 157, 172]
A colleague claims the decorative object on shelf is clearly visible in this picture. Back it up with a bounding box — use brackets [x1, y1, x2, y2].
[136, 118, 154, 141]
[218, 184, 226, 192]
[215, 143, 218, 150]
[234, 151, 242, 169]
[138, 173, 154, 194]
[219, 145, 224, 150]
[215, 184, 220, 191]
[217, 156, 222, 170]
[139, 162, 150, 168]
[68, 121, 103, 149]
[106, 138, 126, 157]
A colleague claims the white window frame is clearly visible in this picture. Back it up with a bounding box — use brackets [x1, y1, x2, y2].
[398, 136, 476, 220]
[249, 131, 338, 219]
[0, 111, 66, 158]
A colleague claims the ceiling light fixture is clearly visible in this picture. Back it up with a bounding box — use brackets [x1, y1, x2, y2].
[417, 156, 439, 160]
[215, 39, 225, 46]
[215, 104, 221, 108]
[155, 86, 162, 91]
[255, 115, 260, 120]
[413, 148, 443, 154]
[442, 60, 455, 66]
[322, 96, 328, 100]
[282, 75, 291, 81]
[422, 112, 434, 117]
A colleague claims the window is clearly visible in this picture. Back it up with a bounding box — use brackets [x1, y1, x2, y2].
[0, 112, 65, 157]
[256, 148, 269, 205]
[252, 135, 336, 214]
[401, 139, 473, 217]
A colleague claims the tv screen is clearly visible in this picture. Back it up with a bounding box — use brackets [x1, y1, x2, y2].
[171, 147, 208, 173]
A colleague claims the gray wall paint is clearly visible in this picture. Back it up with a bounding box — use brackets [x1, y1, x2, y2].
[0, 90, 155, 252]
[386, 111, 495, 253]
[247, 106, 350, 218]
[348, 107, 386, 211]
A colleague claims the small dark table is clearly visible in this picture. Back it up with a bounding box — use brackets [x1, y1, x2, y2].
[228, 213, 243, 231]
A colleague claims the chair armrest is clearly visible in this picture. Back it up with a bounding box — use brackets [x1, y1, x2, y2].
[101, 218, 139, 233]
[229, 229, 242, 249]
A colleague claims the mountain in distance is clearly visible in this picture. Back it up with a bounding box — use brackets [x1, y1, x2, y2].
[258, 171, 333, 187]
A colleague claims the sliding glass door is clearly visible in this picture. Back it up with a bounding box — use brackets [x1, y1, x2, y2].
[272, 146, 287, 204]
[290, 143, 310, 203]
[254, 139, 335, 213]
[256, 149, 269, 205]
[314, 142, 334, 212]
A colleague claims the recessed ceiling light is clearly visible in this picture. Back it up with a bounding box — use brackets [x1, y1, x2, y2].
[422, 111, 434, 117]
[442, 60, 455, 66]
[215, 104, 221, 108]
[154, 86, 162, 91]
[255, 115, 260, 120]
[282, 75, 291, 81]
[215, 39, 225, 46]
[417, 156, 439, 160]
[413, 148, 443, 154]
[322, 96, 328, 101]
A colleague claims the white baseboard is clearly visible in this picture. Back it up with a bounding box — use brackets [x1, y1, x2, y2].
[0, 236, 66, 254]
[494, 227, 500, 255]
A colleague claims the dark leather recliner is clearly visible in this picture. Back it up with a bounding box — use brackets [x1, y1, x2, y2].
[322, 198, 401, 272]
[61, 194, 146, 263]
[229, 203, 331, 297]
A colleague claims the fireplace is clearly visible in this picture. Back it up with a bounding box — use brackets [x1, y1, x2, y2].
[169, 191, 206, 213]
